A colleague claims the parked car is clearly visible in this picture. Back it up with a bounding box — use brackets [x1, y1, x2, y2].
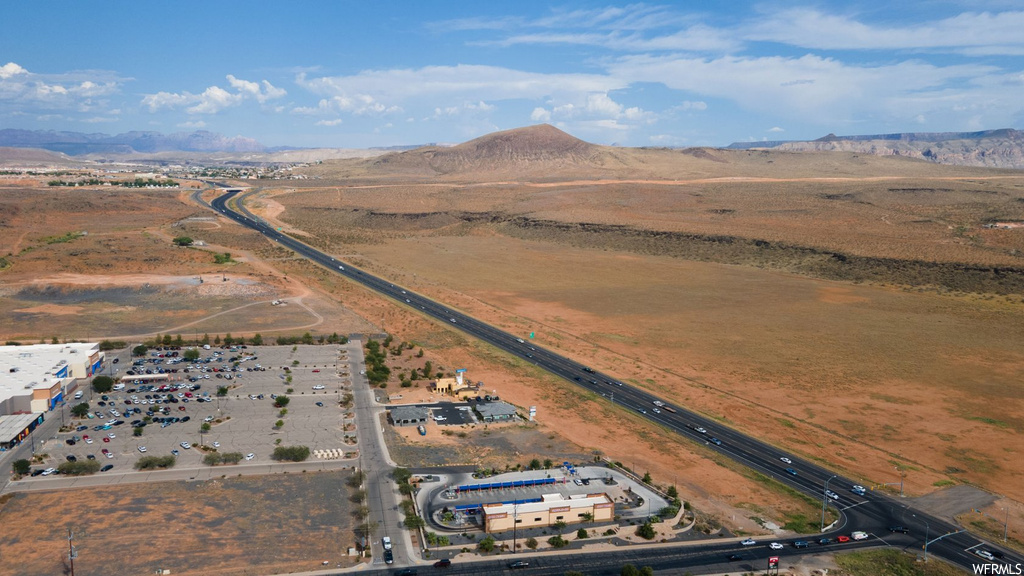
[100, 464, 114, 472]
[138, 446, 147, 453]
[245, 453, 255, 461]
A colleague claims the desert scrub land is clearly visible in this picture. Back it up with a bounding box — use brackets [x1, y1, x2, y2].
[0, 471, 362, 576]
[257, 158, 1024, 503]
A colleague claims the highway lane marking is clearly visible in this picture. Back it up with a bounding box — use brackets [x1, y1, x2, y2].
[840, 501, 870, 512]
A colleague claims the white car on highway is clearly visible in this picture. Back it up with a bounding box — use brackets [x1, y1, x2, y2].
[769, 542, 784, 550]
[741, 538, 756, 546]
[780, 457, 792, 464]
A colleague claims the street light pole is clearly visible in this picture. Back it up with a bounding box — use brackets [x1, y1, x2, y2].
[822, 475, 837, 532]
[1005, 507, 1010, 542]
[512, 502, 518, 553]
[895, 466, 904, 498]
[914, 514, 930, 562]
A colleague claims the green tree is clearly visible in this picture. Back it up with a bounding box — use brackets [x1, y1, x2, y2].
[216, 386, 228, 397]
[636, 521, 656, 540]
[132, 344, 148, 357]
[275, 419, 284, 429]
[172, 236, 193, 246]
[184, 348, 200, 361]
[666, 485, 679, 500]
[393, 467, 413, 484]
[642, 471, 652, 484]
[133, 426, 143, 437]
[274, 395, 290, 408]
[12, 459, 31, 476]
[201, 422, 211, 432]
[201, 333, 210, 345]
[543, 458, 553, 469]
[162, 334, 172, 346]
[71, 402, 90, 418]
[477, 535, 496, 552]
[134, 455, 176, 470]
[577, 528, 589, 539]
[528, 458, 542, 470]
[621, 565, 640, 576]
[58, 460, 101, 476]
[271, 445, 310, 462]
[250, 333, 263, 346]
[223, 333, 234, 345]
[525, 537, 538, 550]
[301, 332, 314, 345]
[92, 375, 114, 393]
[547, 535, 568, 548]
[553, 520, 568, 532]
[404, 515, 425, 530]
[214, 335, 221, 345]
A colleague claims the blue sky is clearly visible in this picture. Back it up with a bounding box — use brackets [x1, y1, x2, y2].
[2, 1, 1023, 148]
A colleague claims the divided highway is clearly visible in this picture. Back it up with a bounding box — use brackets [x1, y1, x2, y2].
[201, 187, 1020, 573]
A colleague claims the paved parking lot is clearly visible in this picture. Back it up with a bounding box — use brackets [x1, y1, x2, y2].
[35, 344, 353, 475]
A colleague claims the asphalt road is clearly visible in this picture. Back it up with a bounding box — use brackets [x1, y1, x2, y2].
[199, 186, 1022, 573]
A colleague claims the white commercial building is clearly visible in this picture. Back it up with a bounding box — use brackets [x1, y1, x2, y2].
[0, 343, 104, 415]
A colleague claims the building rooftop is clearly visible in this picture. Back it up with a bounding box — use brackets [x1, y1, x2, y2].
[0, 413, 44, 442]
[477, 401, 517, 419]
[483, 492, 612, 517]
[0, 343, 97, 403]
[389, 405, 430, 421]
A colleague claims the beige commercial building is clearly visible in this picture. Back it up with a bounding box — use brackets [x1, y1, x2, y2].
[0, 343, 103, 415]
[482, 493, 614, 533]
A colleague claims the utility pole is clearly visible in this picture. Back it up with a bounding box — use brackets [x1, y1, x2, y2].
[67, 528, 78, 576]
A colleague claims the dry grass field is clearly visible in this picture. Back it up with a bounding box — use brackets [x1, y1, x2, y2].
[254, 130, 1024, 521]
[0, 185, 374, 342]
[0, 472, 361, 576]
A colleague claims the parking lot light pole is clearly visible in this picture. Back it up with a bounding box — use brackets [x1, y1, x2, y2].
[821, 475, 837, 532]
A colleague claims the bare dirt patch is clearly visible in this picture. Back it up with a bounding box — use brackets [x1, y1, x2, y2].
[0, 471, 361, 576]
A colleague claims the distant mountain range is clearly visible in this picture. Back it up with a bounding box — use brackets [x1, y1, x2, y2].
[0, 129, 266, 156]
[727, 128, 1024, 169]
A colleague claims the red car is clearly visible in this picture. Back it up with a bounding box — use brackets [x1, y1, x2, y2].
[312, 369, 320, 373]
[837, 535, 851, 543]
[102, 437, 110, 443]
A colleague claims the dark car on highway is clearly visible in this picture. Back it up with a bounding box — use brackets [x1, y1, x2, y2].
[888, 526, 910, 534]
[433, 558, 451, 568]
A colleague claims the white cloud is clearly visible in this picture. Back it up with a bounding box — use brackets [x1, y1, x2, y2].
[677, 100, 707, 111]
[142, 91, 197, 112]
[530, 107, 551, 122]
[768, 126, 785, 132]
[315, 118, 343, 126]
[81, 116, 118, 123]
[606, 53, 1001, 126]
[187, 85, 242, 114]
[0, 62, 28, 79]
[142, 74, 286, 115]
[297, 65, 621, 106]
[747, 9, 1024, 55]
[226, 74, 287, 103]
[177, 120, 207, 128]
